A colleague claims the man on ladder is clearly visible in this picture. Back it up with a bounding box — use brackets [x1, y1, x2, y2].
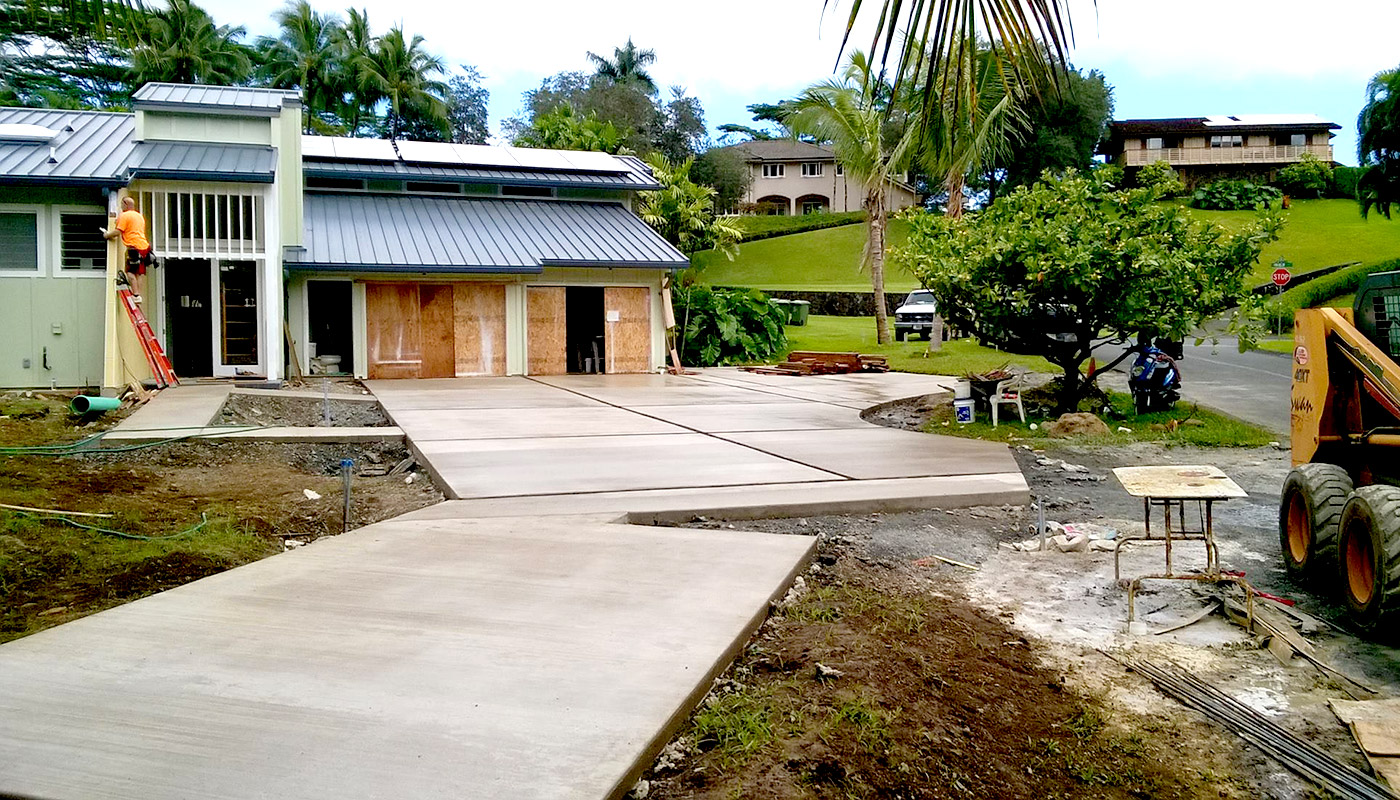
[101, 196, 153, 301]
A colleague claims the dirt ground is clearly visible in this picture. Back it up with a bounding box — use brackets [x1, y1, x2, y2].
[215, 393, 391, 427]
[0, 393, 440, 642]
[638, 404, 1400, 799]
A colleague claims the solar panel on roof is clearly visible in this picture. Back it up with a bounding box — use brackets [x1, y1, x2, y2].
[448, 143, 522, 168]
[329, 137, 396, 160]
[394, 140, 467, 164]
[300, 136, 335, 158]
[501, 147, 574, 172]
[0, 124, 59, 143]
[558, 149, 630, 173]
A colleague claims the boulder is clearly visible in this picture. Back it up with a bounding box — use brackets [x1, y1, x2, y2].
[1043, 412, 1111, 438]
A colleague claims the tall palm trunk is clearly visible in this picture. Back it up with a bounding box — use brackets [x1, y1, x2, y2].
[945, 173, 966, 219]
[865, 186, 890, 344]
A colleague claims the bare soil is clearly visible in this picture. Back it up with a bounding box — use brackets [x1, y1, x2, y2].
[0, 395, 440, 642]
[215, 393, 391, 427]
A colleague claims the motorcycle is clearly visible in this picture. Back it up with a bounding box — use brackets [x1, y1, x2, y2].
[1129, 343, 1181, 414]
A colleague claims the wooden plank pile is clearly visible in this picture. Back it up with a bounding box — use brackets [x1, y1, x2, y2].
[745, 351, 890, 376]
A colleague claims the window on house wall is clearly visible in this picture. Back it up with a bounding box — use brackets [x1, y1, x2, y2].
[1210, 135, 1244, 148]
[801, 162, 823, 177]
[1290, 133, 1307, 147]
[139, 190, 265, 256]
[59, 212, 107, 270]
[1146, 137, 1164, 150]
[306, 176, 365, 191]
[835, 164, 844, 176]
[0, 212, 39, 272]
[762, 163, 784, 178]
[406, 181, 463, 194]
[501, 185, 554, 198]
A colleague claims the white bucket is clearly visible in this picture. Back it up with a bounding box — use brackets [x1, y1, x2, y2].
[954, 398, 974, 424]
[953, 380, 973, 400]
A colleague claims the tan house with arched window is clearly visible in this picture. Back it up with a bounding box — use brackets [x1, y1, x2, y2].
[718, 140, 919, 216]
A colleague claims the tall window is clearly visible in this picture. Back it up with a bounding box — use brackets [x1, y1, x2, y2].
[1146, 137, 1164, 150]
[0, 212, 38, 273]
[59, 212, 107, 270]
[1210, 135, 1244, 148]
[762, 163, 784, 178]
[801, 162, 823, 177]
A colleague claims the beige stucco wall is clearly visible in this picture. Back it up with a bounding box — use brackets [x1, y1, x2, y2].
[741, 161, 916, 215]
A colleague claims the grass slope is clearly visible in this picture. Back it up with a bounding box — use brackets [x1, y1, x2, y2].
[784, 315, 1051, 376]
[693, 218, 916, 293]
[1188, 199, 1400, 284]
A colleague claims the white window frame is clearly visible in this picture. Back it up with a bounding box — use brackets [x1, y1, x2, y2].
[1146, 137, 1164, 150]
[52, 204, 109, 278]
[0, 204, 45, 277]
[762, 163, 784, 179]
[134, 181, 268, 258]
[801, 162, 824, 177]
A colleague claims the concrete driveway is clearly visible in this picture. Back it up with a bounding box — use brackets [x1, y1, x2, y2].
[369, 369, 1028, 516]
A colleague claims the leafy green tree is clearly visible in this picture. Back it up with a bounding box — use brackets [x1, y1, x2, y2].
[1275, 152, 1333, 199]
[512, 104, 629, 153]
[444, 65, 489, 144]
[692, 146, 752, 213]
[636, 153, 742, 257]
[1135, 160, 1186, 197]
[651, 86, 708, 162]
[0, 0, 134, 107]
[1358, 65, 1400, 219]
[131, 0, 252, 85]
[364, 25, 447, 141]
[586, 37, 657, 94]
[257, 1, 341, 132]
[505, 70, 655, 153]
[331, 7, 378, 135]
[717, 101, 792, 142]
[898, 170, 1281, 412]
[988, 65, 1112, 198]
[786, 50, 918, 344]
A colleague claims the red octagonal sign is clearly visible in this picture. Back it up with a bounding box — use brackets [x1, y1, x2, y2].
[1272, 268, 1292, 287]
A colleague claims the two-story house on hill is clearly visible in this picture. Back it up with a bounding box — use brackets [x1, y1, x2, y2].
[1101, 114, 1340, 187]
[718, 140, 919, 216]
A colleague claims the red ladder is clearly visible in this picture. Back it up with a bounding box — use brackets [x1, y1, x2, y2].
[117, 288, 179, 388]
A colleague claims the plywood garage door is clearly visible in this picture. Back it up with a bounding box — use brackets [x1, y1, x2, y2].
[526, 286, 567, 375]
[453, 283, 506, 376]
[366, 282, 421, 379]
[366, 282, 457, 379]
[604, 287, 651, 373]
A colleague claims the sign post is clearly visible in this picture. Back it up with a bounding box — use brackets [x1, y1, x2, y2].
[1272, 259, 1293, 335]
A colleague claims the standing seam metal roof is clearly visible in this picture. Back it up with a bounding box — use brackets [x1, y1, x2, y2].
[293, 193, 688, 272]
[132, 83, 300, 114]
[130, 141, 277, 182]
[0, 108, 135, 184]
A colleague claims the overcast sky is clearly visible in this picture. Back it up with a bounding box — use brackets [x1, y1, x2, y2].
[203, 0, 1400, 165]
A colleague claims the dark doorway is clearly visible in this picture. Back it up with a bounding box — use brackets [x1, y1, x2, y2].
[164, 258, 212, 377]
[565, 286, 604, 373]
[307, 281, 353, 373]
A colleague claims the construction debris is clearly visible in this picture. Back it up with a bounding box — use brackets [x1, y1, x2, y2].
[1117, 656, 1397, 800]
[744, 351, 890, 376]
[1332, 698, 1400, 790]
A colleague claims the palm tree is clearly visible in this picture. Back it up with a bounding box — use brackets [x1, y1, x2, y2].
[131, 0, 251, 85]
[786, 51, 919, 344]
[586, 38, 657, 94]
[333, 7, 378, 136]
[914, 38, 1024, 217]
[364, 26, 447, 141]
[831, 0, 1076, 127]
[257, 1, 341, 132]
[1358, 66, 1400, 220]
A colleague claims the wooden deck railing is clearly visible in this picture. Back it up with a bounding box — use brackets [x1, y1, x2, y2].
[1122, 144, 1333, 167]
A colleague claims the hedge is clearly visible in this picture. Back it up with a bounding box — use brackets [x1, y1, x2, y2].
[1266, 258, 1400, 327]
[728, 210, 866, 242]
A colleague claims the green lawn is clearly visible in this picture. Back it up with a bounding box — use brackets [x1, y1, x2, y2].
[693, 218, 916, 292]
[728, 211, 865, 240]
[1187, 199, 1400, 285]
[783, 315, 1052, 376]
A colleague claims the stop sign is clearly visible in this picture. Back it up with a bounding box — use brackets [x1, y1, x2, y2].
[1272, 268, 1292, 287]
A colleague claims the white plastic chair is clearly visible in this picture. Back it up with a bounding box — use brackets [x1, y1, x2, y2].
[991, 373, 1026, 427]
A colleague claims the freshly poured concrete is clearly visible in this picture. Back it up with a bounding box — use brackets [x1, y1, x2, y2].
[0, 516, 815, 800]
[370, 371, 1024, 506]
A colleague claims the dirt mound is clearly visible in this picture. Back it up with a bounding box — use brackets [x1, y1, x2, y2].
[1044, 412, 1111, 438]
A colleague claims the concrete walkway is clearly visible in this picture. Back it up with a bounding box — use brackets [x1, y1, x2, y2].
[370, 370, 1027, 513]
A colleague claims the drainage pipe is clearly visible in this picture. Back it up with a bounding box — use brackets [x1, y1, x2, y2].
[70, 396, 121, 414]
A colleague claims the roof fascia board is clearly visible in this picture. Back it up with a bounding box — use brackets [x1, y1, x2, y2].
[134, 102, 281, 119]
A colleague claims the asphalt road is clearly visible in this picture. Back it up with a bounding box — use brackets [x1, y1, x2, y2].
[1096, 338, 1294, 436]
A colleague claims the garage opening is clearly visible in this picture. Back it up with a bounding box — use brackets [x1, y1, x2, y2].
[307, 280, 352, 374]
[566, 286, 605, 373]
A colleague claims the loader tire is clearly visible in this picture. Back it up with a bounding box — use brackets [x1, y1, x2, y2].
[1279, 463, 1351, 579]
[1337, 486, 1400, 629]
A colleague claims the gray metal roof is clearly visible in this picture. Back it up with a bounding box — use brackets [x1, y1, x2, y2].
[130, 141, 276, 182]
[133, 83, 300, 116]
[292, 193, 688, 272]
[0, 108, 135, 185]
[303, 158, 657, 190]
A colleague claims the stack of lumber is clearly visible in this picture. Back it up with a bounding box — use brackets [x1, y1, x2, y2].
[745, 351, 890, 376]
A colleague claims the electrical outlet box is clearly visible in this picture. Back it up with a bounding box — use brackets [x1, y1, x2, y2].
[51, 322, 63, 335]
[22, 358, 31, 368]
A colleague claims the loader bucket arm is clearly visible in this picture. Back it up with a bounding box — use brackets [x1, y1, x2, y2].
[1292, 307, 1400, 470]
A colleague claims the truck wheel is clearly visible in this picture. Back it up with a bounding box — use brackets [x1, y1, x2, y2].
[1337, 486, 1400, 628]
[1279, 463, 1351, 578]
[894, 330, 906, 342]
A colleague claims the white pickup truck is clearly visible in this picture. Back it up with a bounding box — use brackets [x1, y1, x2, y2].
[893, 290, 940, 341]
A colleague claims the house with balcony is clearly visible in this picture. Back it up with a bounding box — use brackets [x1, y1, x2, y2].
[1102, 115, 1339, 187]
[718, 139, 918, 216]
[0, 83, 688, 390]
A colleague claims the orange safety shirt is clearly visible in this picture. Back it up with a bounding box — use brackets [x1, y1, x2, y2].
[114, 209, 150, 251]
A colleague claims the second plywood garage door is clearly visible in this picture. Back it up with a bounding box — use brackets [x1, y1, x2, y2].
[526, 286, 567, 375]
[604, 287, 651, 373]
[366, 282, 505, 379]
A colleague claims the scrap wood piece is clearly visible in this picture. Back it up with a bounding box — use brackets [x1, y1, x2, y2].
[1152, 600, 1221, 635]
[0, 503, 113, 519]
[1228, 597, 1379, 695]
[912, 554, 979, 571]
[1333, 699, 1400, 790]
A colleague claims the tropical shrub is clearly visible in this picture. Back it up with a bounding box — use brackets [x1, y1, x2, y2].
[1135, 160, 1185, 197]
[1190, 179, 1282, 210]
[1275, 153, 1333, 199]
[673, 284, 788, 366]
[1333, 166, 1364, 199]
